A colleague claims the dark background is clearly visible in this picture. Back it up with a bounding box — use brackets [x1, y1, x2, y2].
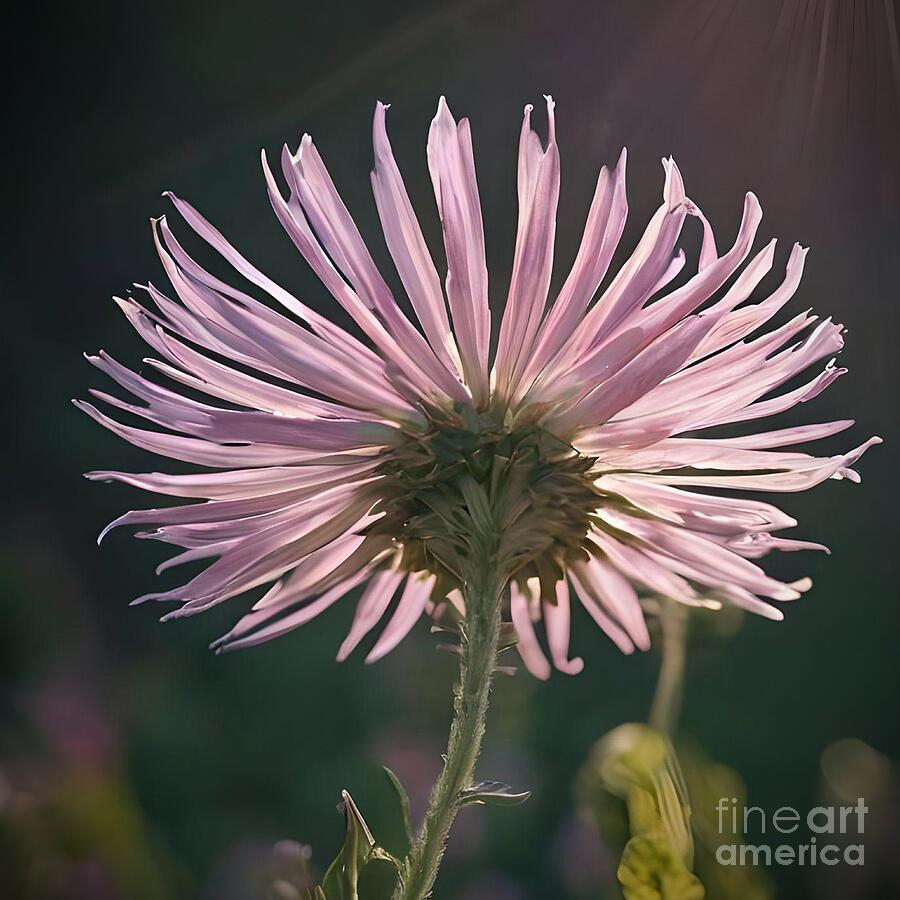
[2, 1, 899, 897]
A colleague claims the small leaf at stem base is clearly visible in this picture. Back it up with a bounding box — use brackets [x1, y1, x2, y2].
[458, 781, 532, 807]
[382, 766, 414, 853]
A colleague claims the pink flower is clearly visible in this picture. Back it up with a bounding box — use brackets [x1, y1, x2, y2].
[80, 97, 878, 676]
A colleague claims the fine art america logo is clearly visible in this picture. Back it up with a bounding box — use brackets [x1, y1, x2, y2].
[715, 797, 867, 867]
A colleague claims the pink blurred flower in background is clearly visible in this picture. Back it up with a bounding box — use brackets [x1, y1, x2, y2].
[80, 96, 878, 676]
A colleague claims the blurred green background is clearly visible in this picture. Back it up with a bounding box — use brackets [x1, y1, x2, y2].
[3, 1, 898, 897]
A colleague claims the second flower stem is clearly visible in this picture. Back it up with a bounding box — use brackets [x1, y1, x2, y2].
[392, 561, 505, 900]
[649, 597, 687, 737]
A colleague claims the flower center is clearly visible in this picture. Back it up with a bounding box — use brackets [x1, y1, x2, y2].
[372, 406, 604, 600]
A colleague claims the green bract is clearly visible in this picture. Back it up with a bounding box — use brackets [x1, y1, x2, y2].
[372, 405, 604, 601]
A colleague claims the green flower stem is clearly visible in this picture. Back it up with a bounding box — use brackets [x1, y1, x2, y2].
[649, 597, 688, 737]
[392, 556, 505, 900]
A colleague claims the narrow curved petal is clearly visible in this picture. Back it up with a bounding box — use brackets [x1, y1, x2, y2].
[213, 568, 374, 653]
[542, 579, 585, 675]
[366, 572, 435, 663]
[568, 568, 637, 654]
[287, 138, 468, 404]
[337, 566, 405, 661]
[427, 97, 491, 405]
[371, 102, 462, 380]
[510, 582, 551, 680]
[494, 98, 560, 401]
[519, 147, 627, 400]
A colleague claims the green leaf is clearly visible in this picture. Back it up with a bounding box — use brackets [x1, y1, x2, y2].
[382, 767, 414, 854]
[458, 781, 532, 807]
[320, 791, 375, 900]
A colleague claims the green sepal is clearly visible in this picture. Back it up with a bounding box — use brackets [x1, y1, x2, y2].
[458, 475, 493, 535]
[373, 411, 606, 592]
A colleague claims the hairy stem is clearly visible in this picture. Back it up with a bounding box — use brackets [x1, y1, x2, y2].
[649, 597, 687, 736]
[392, 557, 505, 900]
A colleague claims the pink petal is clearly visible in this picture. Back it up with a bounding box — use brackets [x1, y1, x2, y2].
[541, 157, 688, 383]
[366, 573, 435, 663]
[689, 243, 809, 362]
[510, 582, 551, 680]
[519, 147, 627, 401]
[370, 102, 461, 380]
[494, 98, 560, 400]
[636, 437, 881, 492]
[619, 192, 762, 343]
[567, 568, 636, 654]
[142, 499, 380, 614]
[84, 461, 377, 501]
[214, 568, 374, 653]
[161, 194, 393, 385]
[427, 97, 491, 405]
[75, 400, 357, 468]
[287, 137, 468, 404]
[575, 557, 650, 651]
[337, 566, 405, 661]
[252, 532, 370, 610]
[553, 315, 714, 432]
[600, 510, 809, 601]
[588, 530, 701, 606]
[542, 579, 585, 675]
[595, 475, 797, 534]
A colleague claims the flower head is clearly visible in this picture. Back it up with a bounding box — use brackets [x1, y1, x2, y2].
[80, 97, 878, 676]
